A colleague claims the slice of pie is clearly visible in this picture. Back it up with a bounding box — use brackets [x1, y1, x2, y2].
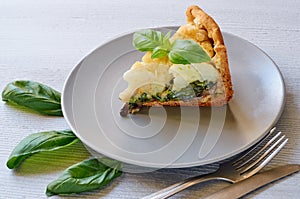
[119, 5, 234, 115]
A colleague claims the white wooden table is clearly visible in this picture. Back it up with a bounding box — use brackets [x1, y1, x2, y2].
[0, 0, 299, 198]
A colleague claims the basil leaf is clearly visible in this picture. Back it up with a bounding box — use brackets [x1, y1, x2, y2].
[151, 46, 169, 59]
[133, 30, 171, 52]
[6, 130, 78, 169]
[46, 158, 122, 196]
[162, 31, 172, 49]
[169, 40, 211, 64]
[2, 80, 63, 116]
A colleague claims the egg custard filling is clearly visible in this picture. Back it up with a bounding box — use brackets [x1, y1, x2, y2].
[119, 51, 220, 114]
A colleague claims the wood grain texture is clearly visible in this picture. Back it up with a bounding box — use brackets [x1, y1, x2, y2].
[0, 0, 299, 198]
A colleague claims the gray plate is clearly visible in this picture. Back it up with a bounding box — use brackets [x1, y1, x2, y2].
[62, 27, 285, 168]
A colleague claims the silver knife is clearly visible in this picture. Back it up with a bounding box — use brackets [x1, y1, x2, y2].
[202, 164, 300, 199]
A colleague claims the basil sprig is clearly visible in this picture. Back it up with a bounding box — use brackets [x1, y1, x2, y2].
[6, 130, 79, 169]
[2, 80, 63, 116]
[133, 29, 211, 64]
[46, 158, 122, 196]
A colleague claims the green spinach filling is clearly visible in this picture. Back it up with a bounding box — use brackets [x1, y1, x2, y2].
[128, 80, 215, 110]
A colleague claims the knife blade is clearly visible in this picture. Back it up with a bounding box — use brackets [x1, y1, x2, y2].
[202, 164, 300, 199]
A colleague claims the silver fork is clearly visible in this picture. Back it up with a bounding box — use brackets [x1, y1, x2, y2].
[142, 127, 288, 199]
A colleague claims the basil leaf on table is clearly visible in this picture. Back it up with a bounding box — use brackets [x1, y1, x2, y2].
[6, 130, 78, 169]
[133, 29, 171, 52]
[2, 80, 63, 116]
[46, 158, 122, 196]
[168, 39, 211, 64]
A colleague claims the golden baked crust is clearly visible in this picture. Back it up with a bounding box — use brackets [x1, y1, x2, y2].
[142, 5, 234, 107]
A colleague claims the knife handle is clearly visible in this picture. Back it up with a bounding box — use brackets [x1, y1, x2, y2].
[202, 164, 300, 199]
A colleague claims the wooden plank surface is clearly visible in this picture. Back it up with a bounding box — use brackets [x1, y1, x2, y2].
[0, 0, 299, 198]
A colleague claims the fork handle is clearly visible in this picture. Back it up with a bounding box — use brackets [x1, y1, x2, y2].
[142, 172, 223, 199]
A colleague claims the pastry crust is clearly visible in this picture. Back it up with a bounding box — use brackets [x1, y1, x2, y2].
[142, 5, 234, 107]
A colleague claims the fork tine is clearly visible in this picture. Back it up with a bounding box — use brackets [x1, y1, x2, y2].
[241, 138, 288, 178]
[238, 134, 286, 173]
[235, 131, 283, 169]
[233, 127, 278, 167]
